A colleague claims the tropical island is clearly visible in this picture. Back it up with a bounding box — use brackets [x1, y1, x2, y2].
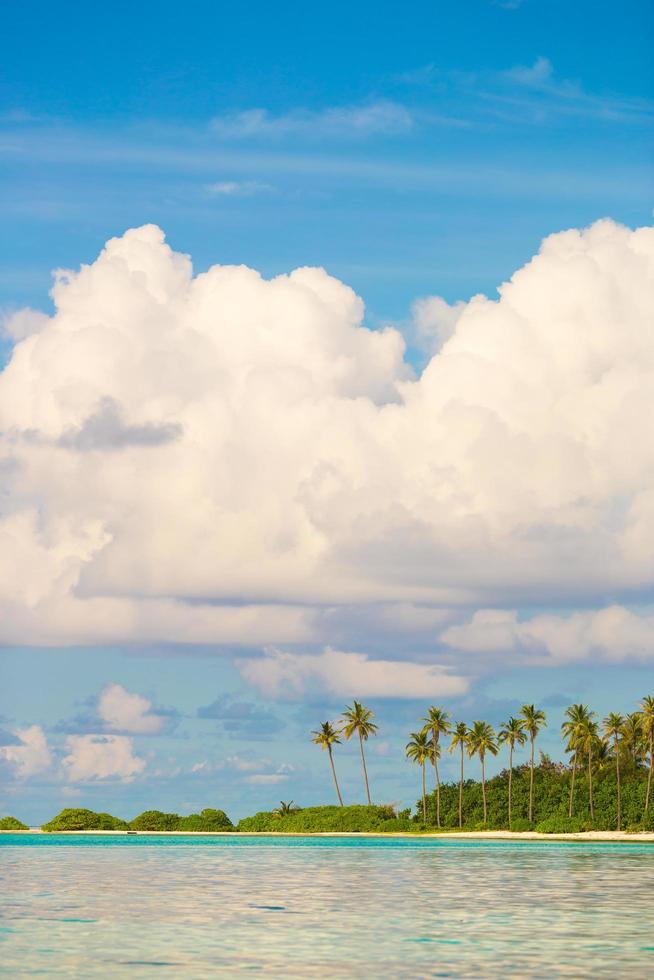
[2, 696, 653, 836]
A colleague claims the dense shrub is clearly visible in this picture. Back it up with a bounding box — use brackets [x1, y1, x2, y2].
[128, 808, 234, 831]
[42, 809, 127, 831]
[176, 809, 233, 831]
[128, 810, 182, 831]
[238, 805, 400, 833]
[0, 815, 29, 830]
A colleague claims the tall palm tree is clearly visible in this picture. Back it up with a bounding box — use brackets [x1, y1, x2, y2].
[561, 704, 592, 818]
[640, 696, 654, 813]
[498, 717, 526, 828]
[420, 707, 451, 828]
[576, 716, 599, 821]
[520, 704, 547, 823]
[622, 712, 644, 768]
[406, 730, 435, 823]
[342, 701, 378, 805]
[603, 712, 625, 830]
[449, 722, 469, 829]
[311, 721, 345, 806]
[467, 720, 498, 824]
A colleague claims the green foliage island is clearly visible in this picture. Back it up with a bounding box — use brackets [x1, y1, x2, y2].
[0, 815, 29, 830]
[4, 695, 654, 836]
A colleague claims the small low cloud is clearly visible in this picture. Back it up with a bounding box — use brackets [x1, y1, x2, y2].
[210, 100, 413, 140]
[244, 772, 289, 785]
[207, 180, 273, 197]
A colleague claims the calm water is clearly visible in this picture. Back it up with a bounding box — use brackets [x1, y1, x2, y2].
[1, 835, 653, 978]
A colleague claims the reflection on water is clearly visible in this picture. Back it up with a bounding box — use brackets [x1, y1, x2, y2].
[1, 836, 653, 977]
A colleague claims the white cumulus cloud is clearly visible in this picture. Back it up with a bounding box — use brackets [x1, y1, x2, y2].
[1, 217, 654, 672]
[61, 734, 145, 782]
[97, 683, 167, 734]
[0, 725, 52, 778]
[441, 604, 654, 664]
[239, 648, 469, 700]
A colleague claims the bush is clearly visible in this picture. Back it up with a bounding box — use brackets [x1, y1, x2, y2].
[42, 809, 127, 832]
[128, 810, 181, 831]
[238, 805, 399, 833]
[0, 815, 29, 830]
[176, 809, 234, 831]
[509, 818, 532, 832]
[534, 816, 589, 834]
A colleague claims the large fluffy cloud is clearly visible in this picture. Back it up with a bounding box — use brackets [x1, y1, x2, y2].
[1, 218, 654, 658]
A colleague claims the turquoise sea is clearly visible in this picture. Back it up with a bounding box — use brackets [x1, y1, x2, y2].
[1, 834, 653, 977]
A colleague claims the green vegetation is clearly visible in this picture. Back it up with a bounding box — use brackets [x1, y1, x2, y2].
[309, 695, 654, 834]
[420, 761, 653, 833]
[129, 809, 233, 831]
[128, 810, 182, 831]
[42, 808, 128, 831]
[40, 807, 233, 832]
[0, 815, 29, 830]
[175, 809, 234, 831]
[237, 804, 411, 833]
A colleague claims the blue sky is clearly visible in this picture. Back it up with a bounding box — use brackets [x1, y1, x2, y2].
[1, 0, 653, 824]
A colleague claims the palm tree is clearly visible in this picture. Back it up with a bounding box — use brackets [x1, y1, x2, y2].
[520, 704, 547, 823]
[342, 701, 378, 805]
[622, 712, 644, 768]
[406, 730, 434, 823]
[467, 721, 498, 824]
[311, 721, 345, 806]
[498, 717, 526, 828]
[639, 696, 654, 813]
[576, 716, 599, 821]
[561, 704, 592, 818]
[449, 722, 469, 829]
[603, 712, 625, 830]
[273, 801, 298, 817]
[420, 707, 451, 828]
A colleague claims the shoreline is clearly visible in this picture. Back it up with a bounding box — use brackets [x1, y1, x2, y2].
[2, 829, 654, 842]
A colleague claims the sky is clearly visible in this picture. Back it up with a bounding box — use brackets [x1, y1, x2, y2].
[1, 0, 653, 825]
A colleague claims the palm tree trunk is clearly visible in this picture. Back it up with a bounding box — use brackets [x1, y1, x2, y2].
[646, 735, 653, 814]
[433, 729, 441, 828]
[359, 732, 372, 805]
[568, 751, 577, 818]
[481, 754, 487, 824]
[588, 746, 594, 821]
[459, 745, 464, 829]
[328, 745, 344, 806]
[528, 734, 535, 823]
[422, 763, 426, 823]
[508, 743, 513, 829]
[615, 735, 621, 831]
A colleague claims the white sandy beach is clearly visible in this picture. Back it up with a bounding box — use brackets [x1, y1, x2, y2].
[3, 829, 653, 842]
